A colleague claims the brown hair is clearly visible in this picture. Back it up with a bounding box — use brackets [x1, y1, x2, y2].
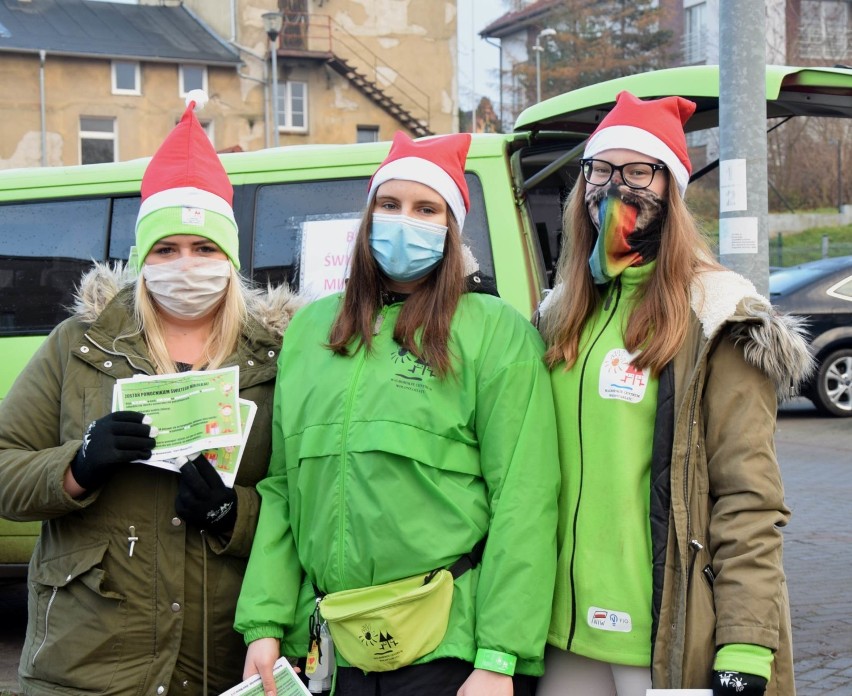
[543, 175, 721, 375]
[327, 197, 465, 378]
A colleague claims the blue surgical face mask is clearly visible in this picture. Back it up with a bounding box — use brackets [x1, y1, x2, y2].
[369, 213, 448, 282]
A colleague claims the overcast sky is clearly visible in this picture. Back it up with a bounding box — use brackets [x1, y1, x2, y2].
[457, 0, 508, 111]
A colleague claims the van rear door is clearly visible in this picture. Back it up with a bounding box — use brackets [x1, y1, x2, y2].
[514, 65, 852, 137]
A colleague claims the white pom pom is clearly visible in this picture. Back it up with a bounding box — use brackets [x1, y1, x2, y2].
[185, 89, 209, 112]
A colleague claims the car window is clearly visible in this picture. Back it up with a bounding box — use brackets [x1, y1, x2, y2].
[251, 174, 494, 296]
[0, 199, 108, 336]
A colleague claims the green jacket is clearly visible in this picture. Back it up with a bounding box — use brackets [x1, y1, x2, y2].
[235, 292, 560, 676]
[0, 264, 302, 696]
[542, 269, 813, 694]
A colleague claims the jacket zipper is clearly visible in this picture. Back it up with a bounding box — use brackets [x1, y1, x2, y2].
[336, 309, 382, 588]
[683, 383, 700, 563]
[31, 586, 59, 666]
[567, 280, 622, 649]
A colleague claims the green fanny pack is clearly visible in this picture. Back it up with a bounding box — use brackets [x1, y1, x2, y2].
[316, 539, 485, 673]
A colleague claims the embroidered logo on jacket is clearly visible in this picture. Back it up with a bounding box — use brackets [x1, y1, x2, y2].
[389, 347, 434, 394]
[598, 349, 649, 403]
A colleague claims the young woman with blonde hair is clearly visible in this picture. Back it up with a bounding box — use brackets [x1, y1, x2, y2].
[0, 93, 300, 696]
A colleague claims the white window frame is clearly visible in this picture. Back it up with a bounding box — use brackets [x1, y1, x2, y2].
[277, 80, 308, 133]
[683, 1, 707, 65]
[180, 64, 208, 97]
[111, 61, 140, 95]
[79, 116, 118, 164]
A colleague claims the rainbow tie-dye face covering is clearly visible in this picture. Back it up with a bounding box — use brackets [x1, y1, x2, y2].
[585, 183, 666, 285]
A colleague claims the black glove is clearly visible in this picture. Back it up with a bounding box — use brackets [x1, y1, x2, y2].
[175, 454, 238, 535]
[713, 671, 768, 695]
[71, 411, 156, 490]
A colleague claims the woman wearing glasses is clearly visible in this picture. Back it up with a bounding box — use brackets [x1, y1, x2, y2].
[536, 91, 812, 696]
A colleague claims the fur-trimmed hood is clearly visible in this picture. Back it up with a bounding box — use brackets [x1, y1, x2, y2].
[71, 261, 306, 339]
[689, 269, 814, 399]
[539, 268, 814, 400]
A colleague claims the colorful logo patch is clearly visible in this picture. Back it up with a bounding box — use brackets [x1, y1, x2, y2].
[587, 606, 633, 632]
[598, 348, 649, 403]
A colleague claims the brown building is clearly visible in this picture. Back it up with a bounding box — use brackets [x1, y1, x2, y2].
[0, 0, 459, 168]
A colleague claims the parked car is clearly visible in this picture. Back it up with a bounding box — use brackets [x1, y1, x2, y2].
[770, 256, 852, 417]
[2, 64, 851, 575]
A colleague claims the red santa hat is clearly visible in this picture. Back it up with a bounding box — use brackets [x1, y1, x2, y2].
[583, 90, 697, 196]
[134, 90, 239, 270]
[367, 131, 472, 229]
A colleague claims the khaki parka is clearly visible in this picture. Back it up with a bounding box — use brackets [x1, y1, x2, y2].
[651, 270, 812, 694]
[543, 269, 812, 695]
[0, 264, 303, 696]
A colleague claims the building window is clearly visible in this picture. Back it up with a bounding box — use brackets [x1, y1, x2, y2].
[180, 65, 207, 96]
[111, 61, 140, 95]
[799, 1, 850, 60]
[683, 2, 707, 64]
[80, 117, 117, 164]
[356, 125, 379, 143]
[277, 81, 307, 132]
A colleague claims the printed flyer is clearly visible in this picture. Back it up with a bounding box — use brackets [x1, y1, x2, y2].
[218, 657, 310, 696]
[202, 398, 257, 487]
[112, 365, 243, 464]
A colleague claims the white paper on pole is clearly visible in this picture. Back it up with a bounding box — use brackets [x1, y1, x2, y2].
[719, 216, 759, 255]
[719, 158, 748, 212]
[298, 216, 360, 300]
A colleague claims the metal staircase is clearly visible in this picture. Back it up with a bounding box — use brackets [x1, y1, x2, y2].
[275, 13, 432, 137]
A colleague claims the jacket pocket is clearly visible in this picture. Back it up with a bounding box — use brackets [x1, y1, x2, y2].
[22, 541, 127, 693]
[681, 539, 716, 686]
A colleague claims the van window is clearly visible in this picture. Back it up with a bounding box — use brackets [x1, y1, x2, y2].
[0, 199, 108, 335]
[108, 196, 143, 261]
[251, 174, 494, 294]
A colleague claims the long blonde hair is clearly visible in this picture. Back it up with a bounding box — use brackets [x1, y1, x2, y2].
[327, 198, 465, 378]
[543, 176, 721, 375]
[134, 265, 248, 373]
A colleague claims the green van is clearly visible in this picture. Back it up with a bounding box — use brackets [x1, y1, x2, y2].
[2, 64, 851, 575]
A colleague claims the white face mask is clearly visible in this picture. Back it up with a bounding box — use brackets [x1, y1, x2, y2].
[142, 257, 231, 319]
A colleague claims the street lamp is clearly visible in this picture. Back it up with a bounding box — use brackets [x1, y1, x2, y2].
[533, 28, 556, 103]
[262, 11, 284, 147]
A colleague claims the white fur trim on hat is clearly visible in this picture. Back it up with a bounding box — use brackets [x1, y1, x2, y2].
[368, 156, 467, 229]
[136, 186, 237, 227]
[584, 125, 689, 196]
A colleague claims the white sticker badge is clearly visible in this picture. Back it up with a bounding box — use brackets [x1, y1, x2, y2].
[599, 349, 649, 403]
[182, 206, 205, 227]
[587, 606, 633, 633]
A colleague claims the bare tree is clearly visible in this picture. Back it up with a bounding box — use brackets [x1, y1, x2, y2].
[512, 0, 676, 103]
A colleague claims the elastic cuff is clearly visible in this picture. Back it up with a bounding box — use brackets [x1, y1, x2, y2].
[474, 648, 517, 676]
[241, 624, 284, 646]
[714, 643, 774, 681]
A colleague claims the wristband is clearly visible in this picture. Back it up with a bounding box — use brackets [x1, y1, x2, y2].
[474, 648, 517, 676]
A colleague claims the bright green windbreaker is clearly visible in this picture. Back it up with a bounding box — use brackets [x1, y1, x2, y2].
[235, 292, 560, 675]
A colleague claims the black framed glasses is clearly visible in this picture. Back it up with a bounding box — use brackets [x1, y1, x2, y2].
[579, 158, 667, 190]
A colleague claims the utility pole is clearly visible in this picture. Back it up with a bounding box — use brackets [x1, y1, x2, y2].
[718, 0, 769, 295]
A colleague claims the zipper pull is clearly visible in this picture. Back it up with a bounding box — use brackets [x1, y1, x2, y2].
[602, 277, 621, 311]
[373, 313, 384, 335]
[127, 525, 138, 557]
